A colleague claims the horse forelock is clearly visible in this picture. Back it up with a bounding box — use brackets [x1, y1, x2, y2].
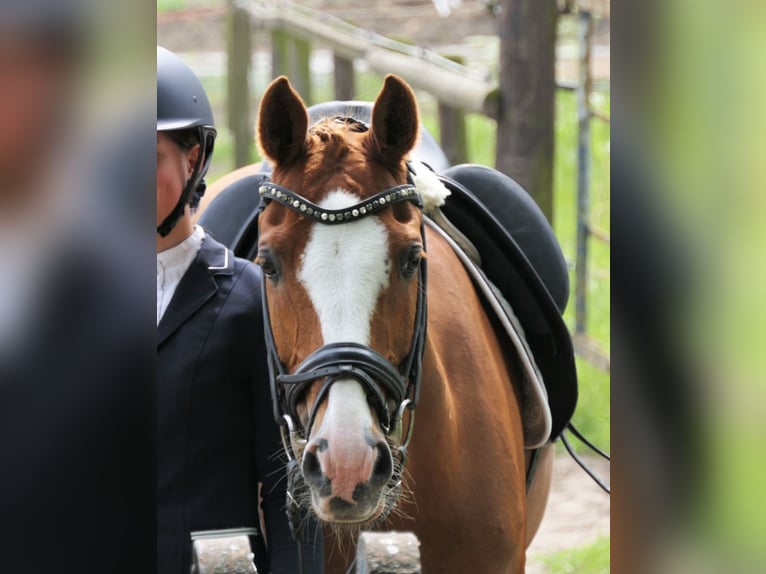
[273, 117, 407, 207]
[304, 120, 350, 173]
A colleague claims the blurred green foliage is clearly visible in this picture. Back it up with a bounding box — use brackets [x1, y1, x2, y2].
[157, 0, 190, 11]
[542, 536, 610, 574]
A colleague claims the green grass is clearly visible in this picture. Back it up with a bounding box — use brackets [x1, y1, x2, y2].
[157, 0, 222, 12]
[201, 68, 610, 451]
[542, 536, 610, 574]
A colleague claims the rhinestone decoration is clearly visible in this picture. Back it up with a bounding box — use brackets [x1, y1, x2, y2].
[258, 184, 422, 224]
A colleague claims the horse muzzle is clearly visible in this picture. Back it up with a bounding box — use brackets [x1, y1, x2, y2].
[299, 396, 395, 523]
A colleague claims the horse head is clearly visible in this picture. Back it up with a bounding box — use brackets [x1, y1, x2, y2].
[255, 75, 425, 527]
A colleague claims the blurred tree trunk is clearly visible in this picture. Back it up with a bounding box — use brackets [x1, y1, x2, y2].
[495, 0, 557, 222]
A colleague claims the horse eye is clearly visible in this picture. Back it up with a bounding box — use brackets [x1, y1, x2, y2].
[401, 245, 422, 279]
[255, 250, 280, 282]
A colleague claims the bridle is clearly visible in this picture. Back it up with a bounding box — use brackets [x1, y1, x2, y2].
[255, 149, 429, 551]
[257, 175, 427, 458]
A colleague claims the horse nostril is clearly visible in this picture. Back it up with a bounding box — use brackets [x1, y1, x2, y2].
[302, 450, 324, 488]
[370, 442, 393, 487]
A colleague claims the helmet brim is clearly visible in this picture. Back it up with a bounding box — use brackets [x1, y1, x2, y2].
[157, 119, 215, 133]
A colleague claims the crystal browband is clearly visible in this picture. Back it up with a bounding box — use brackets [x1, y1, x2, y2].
[258, 182, 422, 224]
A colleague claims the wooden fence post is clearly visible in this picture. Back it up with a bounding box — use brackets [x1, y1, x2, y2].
[226, 1, 252, 168]
[291, 35, 312, 104]
[438, 103, 468, 165]
[333, 53, 355, 100]
[271, 28, 290, 78]
[271, 29, 312, 103]
[495, 0, 557, 222]
[437, 55, 468, 165]
[356, 532, 421, 573]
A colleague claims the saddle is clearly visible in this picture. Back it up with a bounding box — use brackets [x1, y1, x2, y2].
[433, 164, 577, 443]
[198, 102, 577, 445]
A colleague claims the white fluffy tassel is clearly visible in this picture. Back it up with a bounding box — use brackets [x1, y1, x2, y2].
[409, 160, 450, 214]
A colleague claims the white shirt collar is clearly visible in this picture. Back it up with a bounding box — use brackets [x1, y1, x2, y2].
[157, 226, 205, 325]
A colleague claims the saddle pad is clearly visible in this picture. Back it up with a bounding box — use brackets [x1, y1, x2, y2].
[437, 166, 578, 440]
[426, 219, 552, 448]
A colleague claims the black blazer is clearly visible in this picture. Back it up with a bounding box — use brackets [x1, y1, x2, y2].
[157, 234, 323, 574]
[0, 233, 155, 574]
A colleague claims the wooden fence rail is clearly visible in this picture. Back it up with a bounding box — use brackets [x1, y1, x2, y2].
[250, 0, 497, 117]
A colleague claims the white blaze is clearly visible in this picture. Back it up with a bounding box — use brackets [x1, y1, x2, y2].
[297, 189, 391, 436]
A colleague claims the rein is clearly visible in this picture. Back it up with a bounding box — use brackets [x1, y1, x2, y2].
[255, 167, 428, 564]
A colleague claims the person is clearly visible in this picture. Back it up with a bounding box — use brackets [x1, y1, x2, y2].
[0, 4, 155, 573]
[156, 46, 323, 574]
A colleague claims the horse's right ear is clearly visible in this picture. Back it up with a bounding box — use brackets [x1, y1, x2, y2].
[257, 76, 309, 167]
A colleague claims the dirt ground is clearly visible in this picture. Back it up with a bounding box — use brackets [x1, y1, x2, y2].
[526, 453, 611, 573]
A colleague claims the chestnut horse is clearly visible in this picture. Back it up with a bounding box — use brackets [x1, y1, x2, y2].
[208, 75, 554, 573]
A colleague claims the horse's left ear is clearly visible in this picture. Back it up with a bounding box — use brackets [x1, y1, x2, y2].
[367, 75, 419, 164]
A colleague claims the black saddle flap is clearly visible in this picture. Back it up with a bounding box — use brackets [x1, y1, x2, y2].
[197, 173, 266, 261]
[439, 164, 577, 439]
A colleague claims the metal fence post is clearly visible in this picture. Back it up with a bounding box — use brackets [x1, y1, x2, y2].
[574, 10, 592, 335]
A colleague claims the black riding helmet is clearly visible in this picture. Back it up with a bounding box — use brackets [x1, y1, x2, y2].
[157, 46, 217, 237]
